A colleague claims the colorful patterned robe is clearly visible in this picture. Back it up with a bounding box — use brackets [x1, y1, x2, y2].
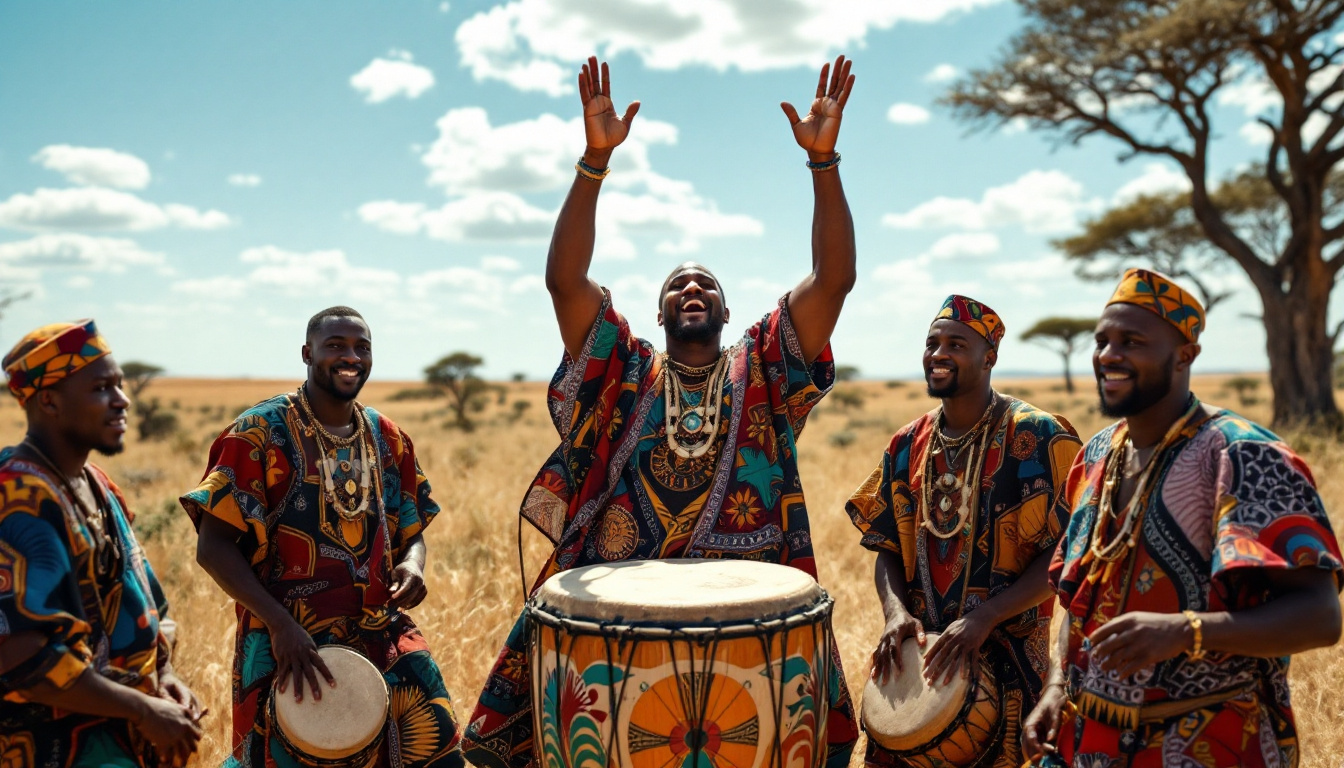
[1049, 405, 1344, 767]
[180, 395, 463, 768]
[463, 291, 859, 768]
[846, 398, 1081, 768]
[0, 448, 173, 768]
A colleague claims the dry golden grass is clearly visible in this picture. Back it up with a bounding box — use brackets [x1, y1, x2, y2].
[2, 372, 1340, 766]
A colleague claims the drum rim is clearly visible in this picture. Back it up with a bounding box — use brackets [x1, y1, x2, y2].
[867, 651, 1007, 761]
[267, 644, 390, 763]
[525, 591, 833, 639]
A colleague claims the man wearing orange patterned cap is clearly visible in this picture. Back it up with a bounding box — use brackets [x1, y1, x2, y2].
[1022, 269, 1343, 766]
[0, 320, 205, 767]
[847, 295, 1081, 768]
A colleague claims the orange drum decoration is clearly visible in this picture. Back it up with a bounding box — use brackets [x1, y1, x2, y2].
[860, 633, 1003, 768]
[527, 559, 835, 768]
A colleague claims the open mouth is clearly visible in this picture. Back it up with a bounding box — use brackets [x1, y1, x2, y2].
[335, 368, 364, 383]
[1098, 369, 1133, 391]
[107, 415, 128, 432]
[680, 298, 707, 313]
[927, 365, 955, 379]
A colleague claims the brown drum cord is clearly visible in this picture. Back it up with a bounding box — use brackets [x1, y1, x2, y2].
[527, 595, 835, 768]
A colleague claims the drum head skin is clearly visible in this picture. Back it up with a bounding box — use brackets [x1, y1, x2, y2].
[861, 633, 969, 750]
[273, 645, 389, 760]
[534, 559, 823, 624]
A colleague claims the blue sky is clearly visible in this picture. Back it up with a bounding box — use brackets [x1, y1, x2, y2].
[0, 1, 1303, 381]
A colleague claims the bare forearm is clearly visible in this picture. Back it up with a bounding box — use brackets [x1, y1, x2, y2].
[196, 527, 291, 630]
[400, 533, 426, 571]
[808, 164, 855, 291]
[1198, 571, 1341, 657]
[875, 549, 913, 622]
[546, 148, 608, 357]
[976, 549, 1056, 627]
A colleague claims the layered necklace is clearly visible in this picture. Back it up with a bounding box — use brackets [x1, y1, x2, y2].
[20, 438, 120, 575]
[920, 393, 1000, 540]
[1080, 397, 1200, 584]
[297, 385, 374, 522]
[662, 350, 731, 459]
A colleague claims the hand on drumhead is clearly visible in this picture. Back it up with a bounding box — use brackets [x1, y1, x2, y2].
[1088, 611, 1190, 678]
[390, 560, 428, 610]
[922, 609, 994, 687]
[271, 617, 336, 702]
[1021, 683, 1067, 763]
[871, 611, 924, 684]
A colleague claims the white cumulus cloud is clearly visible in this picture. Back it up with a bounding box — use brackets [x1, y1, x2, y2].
[887, 103, 932, 125]
[350, 51, 436, 103]
[0, 188, 231, 232]
[923, 64, 959, 83]
[456, 0, 1008, 95]
[1112, 163, 1190, 204]
[922, 232, 1000, 259]
[882, 170, 1100, 234]
[228, 174, 263, 187]
[32, 145, 151, 189]
[0, 233, 164, 272]
[361, 107, 761, 257]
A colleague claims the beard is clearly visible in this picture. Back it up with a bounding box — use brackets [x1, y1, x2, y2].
[667, 313, 726, 344]
[311, 364, 368, 402]
[926, 369, 960, 398]
[1097, 355, 1175, 417]
[94, 441, 126, 457]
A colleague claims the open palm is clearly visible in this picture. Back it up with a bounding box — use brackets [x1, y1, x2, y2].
[782, 55, 855, 157]
[579, 56, 640, 152]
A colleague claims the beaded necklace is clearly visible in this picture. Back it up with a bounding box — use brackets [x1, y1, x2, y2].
[1080, 397, 1200, 584]
[21, 439, 119, 575]
[662, 349, 731, 460]
[919, 394, 1001, 540]
[296, 385, 373, 521]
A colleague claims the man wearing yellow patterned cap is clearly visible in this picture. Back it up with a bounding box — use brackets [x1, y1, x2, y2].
[846, 295, 1082, 768]
[0, 320, 204, 767]
[1022, 269, 1343, 766]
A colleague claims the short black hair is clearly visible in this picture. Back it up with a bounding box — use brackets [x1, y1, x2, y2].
[306, 306, 366, 342]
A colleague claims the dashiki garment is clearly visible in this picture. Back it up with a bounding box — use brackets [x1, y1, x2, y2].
[463, 291, 859, 768]
[1049, 402, 1344, 767]
[180, 394, 464, 768]
[0, 448, 174, 768]
[846, 397, 1081, 768]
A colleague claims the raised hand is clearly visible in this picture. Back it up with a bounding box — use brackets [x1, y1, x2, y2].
[781, 55, 855, 160]
[578, 56, 640, 157]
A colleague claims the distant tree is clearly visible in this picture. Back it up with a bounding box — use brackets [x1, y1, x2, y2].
[1022, 317, 1098, 394]
[1224, 375, 1263, 407]
[121, 362, 164, 401]
[119, 362, 177, 441]
[0, 288, 31, 341]
[835, 364, 861, 382]
[425, 352, 491, 430]
[510, 372, 527, 383]
[946, 0, 1344, 428]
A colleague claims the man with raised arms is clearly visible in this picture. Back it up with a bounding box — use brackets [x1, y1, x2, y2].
[462, 55, 860, 768]
[1023, 269, 1343, 766]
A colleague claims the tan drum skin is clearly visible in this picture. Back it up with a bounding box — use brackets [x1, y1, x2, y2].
[270, 645, 390, 766]
[860, 633, 1003, 768]
[529, 559, 835, 768]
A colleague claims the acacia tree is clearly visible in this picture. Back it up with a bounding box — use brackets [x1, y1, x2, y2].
[1022, 317, 1098, 393]
[425, 352, 491, 430]
[947, 1, 1344, 428]
[120, 361, 176, 440]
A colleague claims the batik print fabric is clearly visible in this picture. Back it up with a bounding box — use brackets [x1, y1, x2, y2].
[1049, 406, 1344, 767]
[180, 395, 463, 768]
[846, 398, 1081, 768]
[464, 291, 858, 768]
[0, 449, 173, 768]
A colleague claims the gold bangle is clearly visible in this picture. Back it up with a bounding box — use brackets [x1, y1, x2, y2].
[1183, 609, 1207, 661]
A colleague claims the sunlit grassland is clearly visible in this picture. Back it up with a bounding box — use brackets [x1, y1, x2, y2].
[2, 372, 1339, 766]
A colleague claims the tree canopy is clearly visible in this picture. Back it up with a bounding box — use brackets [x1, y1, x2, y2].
[1022, 316, 1098, 393]
[425, 352, 490, 429]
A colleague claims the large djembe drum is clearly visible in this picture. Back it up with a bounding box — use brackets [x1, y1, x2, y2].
[268, 645, 390, 767]
[861, 633, 1003, 768]
[527, 559, 836, 768]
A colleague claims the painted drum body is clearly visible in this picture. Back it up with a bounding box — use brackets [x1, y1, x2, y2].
[861, 633, 1003, 768]
[527, 559, 835, 768]
[269, 645, 390, 767]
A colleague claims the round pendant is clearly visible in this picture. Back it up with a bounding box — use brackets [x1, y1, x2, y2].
[345, 479, 357, 495]
[939, 472, 958, 489]
[681, 408, 704, 433]
[339, 460, 352, 473]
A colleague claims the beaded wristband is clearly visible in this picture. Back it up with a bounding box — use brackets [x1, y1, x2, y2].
[575, 158, 611, 182]
[1183, 610, 1207, 661]
[806, 152, 841, 172]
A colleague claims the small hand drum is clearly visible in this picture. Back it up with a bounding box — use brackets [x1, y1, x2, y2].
[269, 645, 389, 767]
[861, 633, 1003, 768]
